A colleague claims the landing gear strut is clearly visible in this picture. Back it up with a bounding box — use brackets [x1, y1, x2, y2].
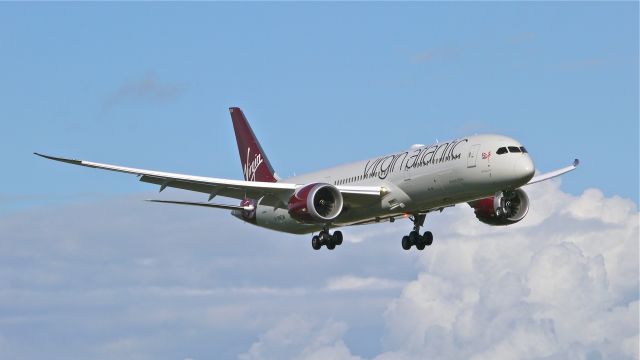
[401, 214, 434, 251]
[311, 229, 343, 250]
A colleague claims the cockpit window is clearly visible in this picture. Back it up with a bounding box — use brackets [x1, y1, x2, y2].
[520, 146, 528, 153]
[497, 147, 508, 155]
[508, 146, 521, 153]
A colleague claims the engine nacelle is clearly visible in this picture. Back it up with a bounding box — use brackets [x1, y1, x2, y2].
[468, 188, 530, 226]
[288, 183, 344, 223]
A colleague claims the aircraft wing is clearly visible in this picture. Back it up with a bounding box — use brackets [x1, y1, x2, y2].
[526, 159, 580, 186]
[34, 153, 383, 207]
[145, 199, 254, 211]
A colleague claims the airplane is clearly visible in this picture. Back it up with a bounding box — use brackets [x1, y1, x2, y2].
[35, 107, 579, 251]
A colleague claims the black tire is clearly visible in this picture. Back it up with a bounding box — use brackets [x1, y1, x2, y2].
[326, 241, 336, 250]
[312, 235, 322, 250]
[416, 240, 426, 250]
[401, 235, 411, 250]
[333, 231, 343, 245]
[320, 231, 331, 244]
[409, 231, 419, 244]
[423, 231, 433, 246]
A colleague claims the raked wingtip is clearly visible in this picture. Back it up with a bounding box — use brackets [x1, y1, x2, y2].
[33, 152, 83, 165]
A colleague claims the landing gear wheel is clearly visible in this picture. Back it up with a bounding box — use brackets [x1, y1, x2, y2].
[333, 231, 343, 245]
[423, 231, 433, 246]
[311, 229, 345, 250]
[401, 214, 434, 251]
[401, 236, 411, 250]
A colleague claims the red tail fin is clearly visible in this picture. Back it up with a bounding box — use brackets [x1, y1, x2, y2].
[229, 107, 278, 182]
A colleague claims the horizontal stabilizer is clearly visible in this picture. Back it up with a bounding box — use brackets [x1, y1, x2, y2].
[146, 199, 254, 211]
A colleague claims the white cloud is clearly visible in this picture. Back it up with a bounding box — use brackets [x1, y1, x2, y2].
[564, 188, 636, 224]
[0, 181, 637, 359]
[239, 315, 362, 360]
[325, 276, 404, 291]
[376, 181, 638, 360]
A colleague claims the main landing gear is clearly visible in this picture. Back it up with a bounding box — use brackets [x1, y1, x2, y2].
[401, 214, 434, 251]
[311, 229, 343, 250]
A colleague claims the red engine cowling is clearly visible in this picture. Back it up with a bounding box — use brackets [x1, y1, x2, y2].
[288, 183, 344, 223]
[468, 188, 530, 226]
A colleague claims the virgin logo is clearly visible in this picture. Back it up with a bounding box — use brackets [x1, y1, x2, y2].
[243, 147, 263, 181]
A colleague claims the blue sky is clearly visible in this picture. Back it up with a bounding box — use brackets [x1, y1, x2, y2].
[0, 3, 638, 359]
[1, 2, 637, 205]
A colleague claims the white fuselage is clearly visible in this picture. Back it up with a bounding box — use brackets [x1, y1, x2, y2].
[243, 134, 535, 234]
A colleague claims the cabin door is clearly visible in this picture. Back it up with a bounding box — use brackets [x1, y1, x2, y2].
[467, 144, 480, 168]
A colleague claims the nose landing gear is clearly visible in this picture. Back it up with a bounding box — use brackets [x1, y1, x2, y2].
[401, 214, 434, 251]
[311, 229, 343, 250]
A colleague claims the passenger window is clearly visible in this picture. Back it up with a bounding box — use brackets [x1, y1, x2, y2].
[497, 147, 508, 155]
[520, 146, 528, 153]
[508, 146, 521, 153]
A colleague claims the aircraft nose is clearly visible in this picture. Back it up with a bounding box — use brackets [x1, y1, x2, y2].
[513, 156, 535, 183]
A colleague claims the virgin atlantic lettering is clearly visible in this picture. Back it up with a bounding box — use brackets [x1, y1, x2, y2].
[364, 139, 468, 179]
[243, 147, 263, 182]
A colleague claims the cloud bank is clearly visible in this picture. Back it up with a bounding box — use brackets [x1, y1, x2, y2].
[0, 179, 637, 359]
[377, 181, 638, 360]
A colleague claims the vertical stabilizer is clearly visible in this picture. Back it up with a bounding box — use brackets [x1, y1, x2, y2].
[229, 107, 278, 182]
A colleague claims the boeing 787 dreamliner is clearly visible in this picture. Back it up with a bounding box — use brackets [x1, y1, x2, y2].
[36, 107, 579, 251]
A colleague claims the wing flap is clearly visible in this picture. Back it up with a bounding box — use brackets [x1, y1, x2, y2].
[139, 175, 259, 200]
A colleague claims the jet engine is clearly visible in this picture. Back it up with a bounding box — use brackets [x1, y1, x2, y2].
[468, 188, 530, 226]
[288, 183, 344, 223]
